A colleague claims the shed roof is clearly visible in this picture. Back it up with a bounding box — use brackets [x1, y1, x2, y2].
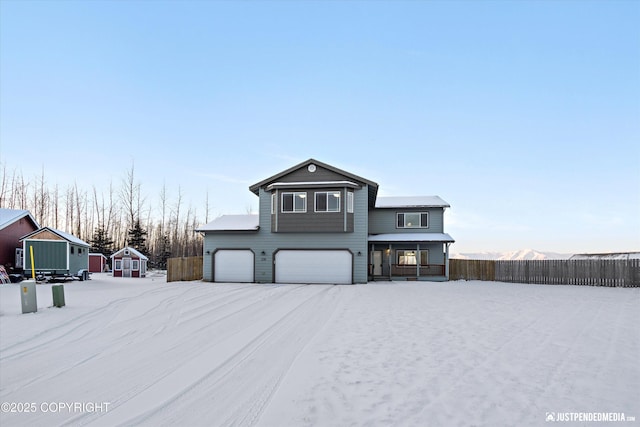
[196, 214, 259, 232]
[375, 196, 450, 208]
[368, 233, 455, 243]
[0, 208, 40, 231]
[20, 226, 89, 247]
[111, 247, 149, 260]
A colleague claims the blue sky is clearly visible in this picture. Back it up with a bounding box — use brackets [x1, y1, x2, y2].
[1, 0, 638, 254]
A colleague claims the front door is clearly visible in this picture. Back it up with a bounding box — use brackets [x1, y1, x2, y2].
[372, 251, 383, 276]
[122, 257, 131, 278]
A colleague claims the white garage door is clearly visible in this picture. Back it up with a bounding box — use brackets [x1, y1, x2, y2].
[275, 250, 352, 284]
[214, 250, 254, 283]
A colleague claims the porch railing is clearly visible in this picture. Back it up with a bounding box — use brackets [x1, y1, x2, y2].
[369, 264, 446, 277]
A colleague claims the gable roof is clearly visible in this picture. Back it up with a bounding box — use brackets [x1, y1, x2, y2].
[0, 208, 40, 231]
[249, 159, 379, 205]
[111, 247, 149, 260]
[195, 214, 259, 232]
[375, 196, 450, 208]
[20, 226, 89, 247]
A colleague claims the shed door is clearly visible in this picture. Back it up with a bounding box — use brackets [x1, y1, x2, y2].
[122, 257, 131, 278]
[275, 250, 352, 284]
[214, 250, 254, 283]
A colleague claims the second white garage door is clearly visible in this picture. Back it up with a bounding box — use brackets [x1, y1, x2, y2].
[214, 250, 254, 282]
[275, 250, 352, 284]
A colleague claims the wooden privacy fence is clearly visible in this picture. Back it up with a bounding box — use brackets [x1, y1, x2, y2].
[450, 259, 496, 281]
[450, 259, 640, 287]
[167, 256, 203, 282]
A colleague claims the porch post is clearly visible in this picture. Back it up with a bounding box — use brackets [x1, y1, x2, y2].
[416, 243, 420, 277]
[445, 243, 450, 280]
[369, 243, 374, 278]
[388, 244, 392, 280]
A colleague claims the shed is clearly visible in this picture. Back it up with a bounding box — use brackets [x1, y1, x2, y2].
[111, 247, 148, 278]
[0, 209, 40, 271]
[20, 227, 89, 279]
[89, 253, 108, 273]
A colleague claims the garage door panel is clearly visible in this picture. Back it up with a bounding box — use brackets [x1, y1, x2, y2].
[214, 250, 254, 283]
[275, 250, 352, 284]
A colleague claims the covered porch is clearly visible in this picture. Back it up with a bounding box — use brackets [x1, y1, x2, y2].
[368, 233, 455, 282]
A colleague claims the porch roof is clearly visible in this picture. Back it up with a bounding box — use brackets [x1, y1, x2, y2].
[368, 233, 455, 243]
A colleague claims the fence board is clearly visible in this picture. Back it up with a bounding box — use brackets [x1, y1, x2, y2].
[450, 259, 495, 281]
[450, 259, 639, 287]
[167, 256, 203, 282]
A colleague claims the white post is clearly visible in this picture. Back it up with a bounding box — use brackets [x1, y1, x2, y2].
[445, 243, 450, 280]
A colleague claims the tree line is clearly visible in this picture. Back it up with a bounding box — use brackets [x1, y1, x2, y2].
[0, 163, 208, 269]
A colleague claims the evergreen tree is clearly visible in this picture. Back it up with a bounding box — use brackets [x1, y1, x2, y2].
[90, 225, 114, 257]
[156, 232, 172, 269]
[127, 219, 148, 255]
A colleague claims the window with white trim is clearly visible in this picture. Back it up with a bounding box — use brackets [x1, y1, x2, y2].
[315, 191, 341, 212]
[115, 260, 122, 270]
[132, 260, 139, 271]
[282, 192, 306, 213]
[396, 250, 429, 265]
[397, 212, 428, 228]
[271, 193, 276, 214]
[347, 191, 354, 213]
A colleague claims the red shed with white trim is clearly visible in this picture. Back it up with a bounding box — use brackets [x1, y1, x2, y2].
[111, 247, 148, 278]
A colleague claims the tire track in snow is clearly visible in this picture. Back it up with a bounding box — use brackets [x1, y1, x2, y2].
[1, 284, 304, 402]
[0, 284, 190, 358]
[0, 286, 207, 398]
[65, 284, 340, 427]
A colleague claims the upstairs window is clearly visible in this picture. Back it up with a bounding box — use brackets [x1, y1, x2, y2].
[397, 212, 428, 228]
[315, 191, 341, 212]
[282, 192, 307, 213]
[271, 193, 276, 214]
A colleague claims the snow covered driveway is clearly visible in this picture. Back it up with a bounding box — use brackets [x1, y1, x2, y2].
[1, 275, 638, 427]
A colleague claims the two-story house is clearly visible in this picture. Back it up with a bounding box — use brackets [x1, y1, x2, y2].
[197, 159, 455, 284]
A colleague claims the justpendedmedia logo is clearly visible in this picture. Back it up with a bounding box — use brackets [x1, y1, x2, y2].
[545, 411, 635, 423]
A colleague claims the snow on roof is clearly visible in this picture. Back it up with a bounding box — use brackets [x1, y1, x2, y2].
[21, 226, 89, 246]
[266, 181, 360, 190]
[0, 208, 40, 231]
[195, 214, 259, 232]
[89, 253, 108, 259]
[111, 247, 149, 260]
[55, 228, 90, 246]
[375, 196, 450, 208]
[368, 233, 455, 243]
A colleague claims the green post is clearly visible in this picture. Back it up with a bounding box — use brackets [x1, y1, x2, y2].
[52, 285, 65, 307]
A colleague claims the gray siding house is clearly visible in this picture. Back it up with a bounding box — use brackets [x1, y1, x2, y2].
[197, 159, 455, 284]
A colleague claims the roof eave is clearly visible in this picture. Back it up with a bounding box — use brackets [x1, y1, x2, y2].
[249, 158, 379, 195]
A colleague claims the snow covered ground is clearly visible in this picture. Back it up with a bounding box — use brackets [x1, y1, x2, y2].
[1, 274, 638, 427]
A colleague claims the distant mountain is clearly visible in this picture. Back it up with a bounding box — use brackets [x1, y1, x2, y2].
[451, 249, 573, 261]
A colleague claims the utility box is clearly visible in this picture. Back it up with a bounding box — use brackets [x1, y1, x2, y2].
[52, 285, 65, 307]
[21, 280, 37, 314]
